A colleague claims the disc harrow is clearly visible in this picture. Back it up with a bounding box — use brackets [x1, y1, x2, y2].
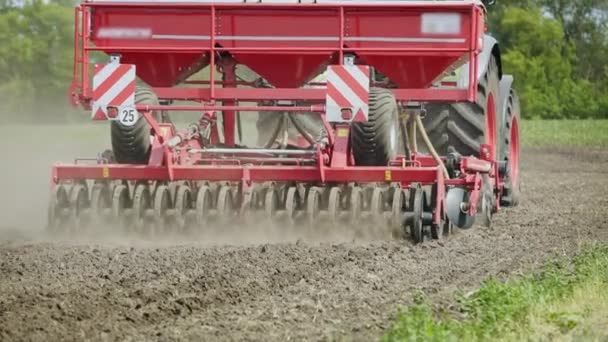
[48, 180, 451, 242]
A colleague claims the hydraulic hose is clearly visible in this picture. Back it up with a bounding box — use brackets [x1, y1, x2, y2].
[415, 114, 450, 179]
[263, 113, 287, 149]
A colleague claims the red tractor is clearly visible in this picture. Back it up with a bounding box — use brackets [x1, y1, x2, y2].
[48, 0, 520, 243]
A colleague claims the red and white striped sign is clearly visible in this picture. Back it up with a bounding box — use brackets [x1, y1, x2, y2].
[91, 63, 136, 120]
[326, 65, 370, 123]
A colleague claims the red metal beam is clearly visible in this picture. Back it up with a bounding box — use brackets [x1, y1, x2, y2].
[53, 164, 441, 184]
[151, 87, 469, 103]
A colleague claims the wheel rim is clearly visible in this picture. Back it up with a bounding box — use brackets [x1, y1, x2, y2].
[509, 116, 520, 189]
[485, 92, 497, 160]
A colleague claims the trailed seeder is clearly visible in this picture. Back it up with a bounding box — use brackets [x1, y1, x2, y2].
[48, 0, 521, 243]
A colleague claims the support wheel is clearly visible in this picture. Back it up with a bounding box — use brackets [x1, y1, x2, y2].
[351, 88, 403, 166]
[111, 87, 161, 164]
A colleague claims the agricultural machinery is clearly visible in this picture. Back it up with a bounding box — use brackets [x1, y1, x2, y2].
[48, 0, 521, 243]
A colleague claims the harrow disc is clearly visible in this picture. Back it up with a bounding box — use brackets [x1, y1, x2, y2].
[264, 185, 280, 221]
[306, 186, 322, 229]
[195, 185, 213, 227]
[112, 184, 130, 227]
[348, 186, 363, 225]
[174, 184, 194, 231]
[327, 186, 342, 224]
[240, 189, 258, 222]
[370, 187, 386, 224]
[90, 182, 111, 225]
[216, 185, 235, 224]
[285, 186, 301, 226]
[408, 183, 425, 243]
[429, 183, 448, 240]
[69, 183, 90, 233]
[132, 183, 152, 234]
[391, 187, 407, 238]
[47, 184, 70, 232]
[153, 185, 172, 234]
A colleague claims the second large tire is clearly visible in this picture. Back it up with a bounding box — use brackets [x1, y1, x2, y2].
[110, 87, 160, 164]
[351, 87, 403, 166]
[420, 55, 500, 158]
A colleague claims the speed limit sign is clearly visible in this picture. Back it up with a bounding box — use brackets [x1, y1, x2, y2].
[117, 106, 139, 127]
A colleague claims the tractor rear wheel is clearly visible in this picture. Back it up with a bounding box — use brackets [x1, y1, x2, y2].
[421, 55, 500, 158]
[110, 87, 160, 164]
[351, 87, 403, 166]
[499, 89, 521, 207]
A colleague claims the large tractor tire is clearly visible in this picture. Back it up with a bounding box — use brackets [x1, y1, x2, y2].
[110, 87, 160, 164]
[499, 88, 521, 207]
[421, 55, 500, 158]
[351, 87, 403, 166]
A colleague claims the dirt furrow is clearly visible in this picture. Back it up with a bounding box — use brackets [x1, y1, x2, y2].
[1, 147, 607, 342]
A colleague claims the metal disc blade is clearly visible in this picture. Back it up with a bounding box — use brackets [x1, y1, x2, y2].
[445, 187, 475, 230]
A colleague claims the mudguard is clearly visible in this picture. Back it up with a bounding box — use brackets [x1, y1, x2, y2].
[442, 35, 502, 89]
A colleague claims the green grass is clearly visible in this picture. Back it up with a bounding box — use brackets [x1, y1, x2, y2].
[522, 119, 608, 148]
[382, 244, 608, 342]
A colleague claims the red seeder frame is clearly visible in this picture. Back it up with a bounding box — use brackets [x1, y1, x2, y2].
[57, 1, 499, 227]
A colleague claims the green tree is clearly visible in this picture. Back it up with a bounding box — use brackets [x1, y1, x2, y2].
[0, 0, 75, 123]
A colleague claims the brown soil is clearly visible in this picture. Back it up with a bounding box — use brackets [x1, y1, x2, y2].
[1, 140, 607, 341]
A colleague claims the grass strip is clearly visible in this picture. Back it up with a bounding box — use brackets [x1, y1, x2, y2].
[522, 119, 608, 148]
[383, 244, 608, 342]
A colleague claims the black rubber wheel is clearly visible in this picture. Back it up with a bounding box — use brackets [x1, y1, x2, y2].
[421, 55, 500, 158]
[499, 89, 521, 207]
[351, 87, 403, 166]
[110, 87, 161, 164]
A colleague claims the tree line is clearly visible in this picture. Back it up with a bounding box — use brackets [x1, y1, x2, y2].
[0, 0, 606, 123]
